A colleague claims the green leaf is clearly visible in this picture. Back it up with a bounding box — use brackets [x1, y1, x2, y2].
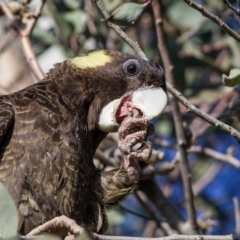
[222, 68, 240, 87]
[225, 37, 240, 68]
[0, 182, 18, 238]
[62, 10, 87, 34]
[106, 209, 124, 225]
[104, 1, 151, 26]
[102, 0, 122, 12]
[75, 231, 93, 240]
[207, 1, 224, 11]
[33, 24, 56, 46]
[156, 119, 173, 137]
[167, 1, 204, 29]
[63, 0, 79, 10]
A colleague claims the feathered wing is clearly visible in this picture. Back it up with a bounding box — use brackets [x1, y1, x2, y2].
[0, 97, 43, 233]
[0, 97, 14, 147]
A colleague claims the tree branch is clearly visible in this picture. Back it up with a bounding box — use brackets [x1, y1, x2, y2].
[134, 190, 162, 227]
[233, 197, 240, 235]
[167, 82, 240, 142]
[22, 0, 45, 37]
[151, 0, 198, 233]
[19, 233, 240, 240]
[189, 146, 240, 169]
[94, 0, 148, 61]
[183, 0, 240, 42]
[138, 179, 192, 234]
[0, 0, 45, 81]
[223, 0, 240, 16]
[93, 234, 240, 240]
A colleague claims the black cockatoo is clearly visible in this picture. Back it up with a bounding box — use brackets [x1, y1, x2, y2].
[0, 50, 167, 235]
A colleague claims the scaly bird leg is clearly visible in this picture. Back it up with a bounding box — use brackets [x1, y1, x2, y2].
[118, 117, 152, 184]
[101, 117, 153, 208]
[26, 215, 86, 239]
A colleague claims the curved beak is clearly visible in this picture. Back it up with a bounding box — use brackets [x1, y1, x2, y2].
[97, 88, 168, 132]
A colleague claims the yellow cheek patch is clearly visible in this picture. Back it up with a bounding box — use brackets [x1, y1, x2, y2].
[70, 50, 112, 69]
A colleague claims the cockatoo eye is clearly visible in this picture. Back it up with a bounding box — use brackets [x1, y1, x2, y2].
[123, 59, 141, 76]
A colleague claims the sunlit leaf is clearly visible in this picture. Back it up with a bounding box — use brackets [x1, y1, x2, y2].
[75, 231, 93, 240]
[0, 182, 18, 238]
[33, 25, 55, 46]
[62, 10, 87, 34]
[103, 1, 151, 26]
[207, 1, 224, 10]
[107, 209, 124, 225]
[167, 1, 204, 29]
[63, 0, 79, 10]
[225, 37, 240, 68]
[155, 119, 173, 136]
[222, 68, 240, 87]
[102, 0, 122, 12]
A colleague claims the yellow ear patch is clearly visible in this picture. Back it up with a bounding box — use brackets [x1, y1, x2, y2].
[70, 50, 112, 69]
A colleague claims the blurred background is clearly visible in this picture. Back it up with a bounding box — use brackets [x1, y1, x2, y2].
[1, 0, 240, 237]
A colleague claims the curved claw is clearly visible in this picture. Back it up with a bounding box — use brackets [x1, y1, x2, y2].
[119, 130, 147, 155]
[131, 141, 152, 161]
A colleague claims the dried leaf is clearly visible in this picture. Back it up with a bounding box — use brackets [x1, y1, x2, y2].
[222, 68, 240, 87]
[103, 1, 151, 26]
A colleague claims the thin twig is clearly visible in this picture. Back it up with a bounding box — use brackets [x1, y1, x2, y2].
[93, 234, 240, 240]
[0, 0, 45, 81]
[119, 204, 152, 220]
[138, 179, 192, 234]
[152, 0, 198, 234]
[0, 0, 15, 22]
[85, 0, 98, 36]
[95, 149, 116, 167]
[0, 30, 17, 53]
[142, 220, 159, 238]
[94, 0, 148, 61]
[233, 197, 240, 235]
[22, 0, 46, 37]
[189, 146, 240, 169]
[183, 0, 240, 42]
[134, 190, 174, 236]
[190, 91, 230, 142]
[19, 233, 240, 240]
[134, 190, 162, 226]
[134, 196, 166, 236]
[167, 82, 240, 142]
[223, 0, 240, 16]
[20, 37, 44, 81]
[193, 163, 221, 196]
